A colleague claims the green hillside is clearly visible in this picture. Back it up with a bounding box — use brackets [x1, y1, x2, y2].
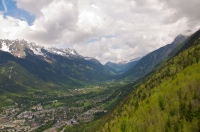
[96, 34, 200, 131]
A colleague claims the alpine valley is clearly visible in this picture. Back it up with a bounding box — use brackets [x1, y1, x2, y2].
[0, 39, 115, 89]
[0, 30, 200, 132]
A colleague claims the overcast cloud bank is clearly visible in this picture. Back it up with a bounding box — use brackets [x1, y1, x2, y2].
[0, 0, 199, 64]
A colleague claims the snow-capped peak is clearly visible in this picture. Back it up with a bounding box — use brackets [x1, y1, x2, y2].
[115, 60, 128, 64]
[84, 57, 94, 61]
[45, 47, 80, 57]
[1, 41, 11, 53]
[29, 45, 44, 56]
[0, 39, 84, 60]
[113, 57, 141, 64]
[128, 57, 141, 63]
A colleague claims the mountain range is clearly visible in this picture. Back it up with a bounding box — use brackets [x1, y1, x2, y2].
[0, 33, 188, 94]
[0, 29, 200, 132]
[0, 39, 115, 94]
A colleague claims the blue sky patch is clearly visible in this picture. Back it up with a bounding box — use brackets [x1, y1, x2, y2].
[87, 35, 116, 43]
[0, 0, 35, 25]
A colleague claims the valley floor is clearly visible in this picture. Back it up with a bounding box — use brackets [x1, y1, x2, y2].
[0, 81, 129, 132]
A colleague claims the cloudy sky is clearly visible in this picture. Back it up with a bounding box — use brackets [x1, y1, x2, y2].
[0, 0, 200, 64]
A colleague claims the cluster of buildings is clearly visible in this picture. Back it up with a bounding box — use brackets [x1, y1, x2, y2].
[0, 109, 30, 131]
[0, 87, 111, 131]
[0, 101, 106, 131]
[0, 106, 55, 131]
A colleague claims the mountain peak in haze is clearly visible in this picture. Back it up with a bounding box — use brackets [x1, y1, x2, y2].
[115, 60, 128, 64]
[105, 57, 141, 74]
[119, 34, 188, 80]
[173, 34, 187, 45]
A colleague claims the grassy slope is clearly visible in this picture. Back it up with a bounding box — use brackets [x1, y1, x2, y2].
[97, 36, 200, 131]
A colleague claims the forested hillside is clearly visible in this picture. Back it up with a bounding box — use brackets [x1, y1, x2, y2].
[96, 32, 200, 131]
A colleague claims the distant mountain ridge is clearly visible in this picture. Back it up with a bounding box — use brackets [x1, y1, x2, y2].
[105, 57, 141, 74]
[0, 39, 94, 60]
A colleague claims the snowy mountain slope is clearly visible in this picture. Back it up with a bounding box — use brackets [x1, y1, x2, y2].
[0, 39, 83, 59]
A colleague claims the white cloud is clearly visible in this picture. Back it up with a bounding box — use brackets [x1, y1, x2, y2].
[0, 13, 28, 39]
[15, 0, 54, 16]
[160, 0, 200, 26]
[22, 0, 79, 45]
[0, 0, 200, 64]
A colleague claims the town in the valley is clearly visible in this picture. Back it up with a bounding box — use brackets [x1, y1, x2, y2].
[0, 86, 114, 132]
